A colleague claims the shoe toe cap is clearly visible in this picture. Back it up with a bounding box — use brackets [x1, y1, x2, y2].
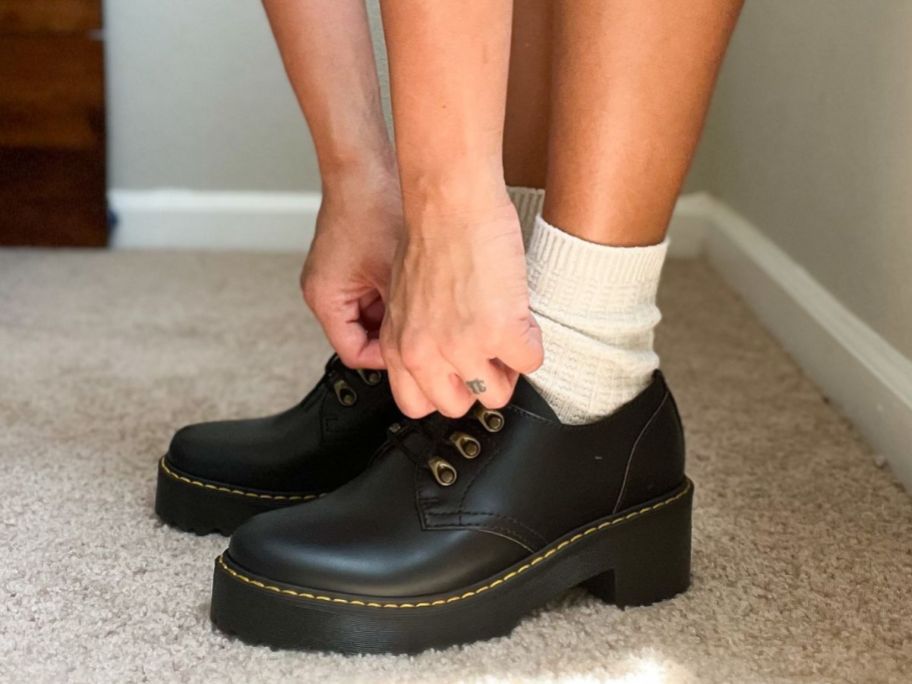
[166, 417, 290, 487]
[166, 422, 224, 475]
[226, 508, 317, 585]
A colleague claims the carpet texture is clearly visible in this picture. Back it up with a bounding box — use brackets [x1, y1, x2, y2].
[1, 250, 910, 683]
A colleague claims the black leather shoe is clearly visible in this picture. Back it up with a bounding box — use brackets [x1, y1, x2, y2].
[210, 371, 692, 653]
[155, 355, 401, 535]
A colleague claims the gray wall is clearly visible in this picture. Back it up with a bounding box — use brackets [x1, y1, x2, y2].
[105, 0, 321, 191]
[698, 0, 912, 357]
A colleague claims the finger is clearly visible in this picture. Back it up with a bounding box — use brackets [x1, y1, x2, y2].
[359, 293, 385, 334]
[496, 314, 544, 375]
[319, 301, 386, 369]
[387, 364, 435, 419]
[330, 323, 385, 370]
[408, 355, 476, 418]
[448, 356, 517, 409]
[380, 340, 435, 418]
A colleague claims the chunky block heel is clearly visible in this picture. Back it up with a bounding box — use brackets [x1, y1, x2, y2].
[582, 478, 692, 607]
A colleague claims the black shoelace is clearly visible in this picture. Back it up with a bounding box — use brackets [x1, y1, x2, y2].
[384, 406, 503, 487]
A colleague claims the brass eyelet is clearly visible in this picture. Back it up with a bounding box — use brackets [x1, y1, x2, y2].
[333, 379, 357, 407]
[473, 406, 505, 433]
[427, 456, 458, 486]
[449, 432, 481, 459]
[356, 369, 382, 386]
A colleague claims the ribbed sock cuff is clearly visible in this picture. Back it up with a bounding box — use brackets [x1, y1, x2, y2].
[527, 214, 669, 284]
[526, 215, 668, 318]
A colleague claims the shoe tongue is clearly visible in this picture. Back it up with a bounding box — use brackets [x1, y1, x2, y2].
[508, 376, 558, 421]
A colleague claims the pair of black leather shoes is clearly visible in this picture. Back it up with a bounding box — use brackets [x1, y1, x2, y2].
[156, 355, 693, 654]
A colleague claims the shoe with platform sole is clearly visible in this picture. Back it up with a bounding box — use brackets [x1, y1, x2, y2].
[210, 370, 692, 653]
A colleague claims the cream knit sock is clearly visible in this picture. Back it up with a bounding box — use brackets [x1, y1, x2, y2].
[507, 186, 545, 247]
[525, 215, 669, 424]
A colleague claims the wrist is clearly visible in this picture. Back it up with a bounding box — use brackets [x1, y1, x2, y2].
[399, 161, 510, 230]
[403, 193, 519, 240]
[319, 143, 398, 192]
[321, 156, 399, 204]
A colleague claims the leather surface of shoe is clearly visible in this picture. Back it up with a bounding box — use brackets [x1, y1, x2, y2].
[210, 371, 693, 653]
[155, 355, 401, 535]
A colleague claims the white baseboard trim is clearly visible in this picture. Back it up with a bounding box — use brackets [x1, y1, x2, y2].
[108, 188, 708, 257]
[701, 197, 912, 491]
[108, 190, 320, 251]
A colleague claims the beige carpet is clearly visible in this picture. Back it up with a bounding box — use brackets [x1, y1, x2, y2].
[1, 249, 910, 683]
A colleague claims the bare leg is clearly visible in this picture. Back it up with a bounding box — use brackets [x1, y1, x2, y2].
[503, 0, 552, 189]
[545, 0, 743, 246]
[524, 0, 742, 424]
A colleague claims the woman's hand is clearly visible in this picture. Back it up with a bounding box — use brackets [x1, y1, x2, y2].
[301, 170, 402, 369]
[380, 200, 544, 418]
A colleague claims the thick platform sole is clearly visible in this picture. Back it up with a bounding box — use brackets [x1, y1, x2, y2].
[154, 456, 319, 536]
[210, 478, 693, 654]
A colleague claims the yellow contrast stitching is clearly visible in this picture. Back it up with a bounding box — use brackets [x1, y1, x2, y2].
[159, 457, 319, 503]
[216, 481, 691, 609]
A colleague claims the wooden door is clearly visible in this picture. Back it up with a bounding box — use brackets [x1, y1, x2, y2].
[0, 0, 107, 246]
